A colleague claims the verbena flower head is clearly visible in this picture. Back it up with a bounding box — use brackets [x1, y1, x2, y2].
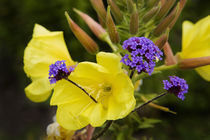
[163, 76, 188, 100]
[50, 52, 136, 130]
[49, 60, 75, 84]
[24, 24, 75, 102]
[121, 37, 163, 75]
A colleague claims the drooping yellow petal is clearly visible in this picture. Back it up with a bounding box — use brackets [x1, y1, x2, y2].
[96, 52, 122, 74]
[25, 77, 53, 102]
[24, 24, 74, 79]
[56, 103, 90, 130]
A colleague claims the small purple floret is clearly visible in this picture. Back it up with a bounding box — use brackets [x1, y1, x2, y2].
[121, 37, 163, 75]
[48, 60, 74, 84]
[163, 76, 188, 100]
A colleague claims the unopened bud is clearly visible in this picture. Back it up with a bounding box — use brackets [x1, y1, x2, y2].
[156, 0, 176, 20]
[130, 5, 139, 35]
[143, 3, 161, 23]
[163, 42, 177, 65]
[65, 12, 99, 54]
[73, 9, 107, 40]
[106, 6, 120, 44]
[147, 0, 159, 8]
[155, 33, 168, 49]
[107, 0, 123, 23]
[178, 56, 210, 69]
[169, 0, 187, 29]
[90, 0, 107, 25]
[153, 3, 179, 36]
[127, 0, 134, 13]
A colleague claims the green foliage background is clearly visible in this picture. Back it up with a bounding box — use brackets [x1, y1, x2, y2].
[0, 0, 209, 139]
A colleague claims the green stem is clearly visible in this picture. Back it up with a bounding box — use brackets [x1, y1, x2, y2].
[132, 92, 167, 112]
[134, 64, 178, 81]
[103, 35, 118, 52]
[91, 121, 113, 140]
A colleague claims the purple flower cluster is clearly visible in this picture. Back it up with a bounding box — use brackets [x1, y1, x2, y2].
[163, 76, 188, 100]
[48, 60, 75, 84]
[121, 37, 163, 75]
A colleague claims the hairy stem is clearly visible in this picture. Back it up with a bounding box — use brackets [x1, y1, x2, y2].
[133, 92, 167, 112]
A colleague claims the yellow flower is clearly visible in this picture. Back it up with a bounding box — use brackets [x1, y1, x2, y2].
[50, 52, 136, 130]
[180, 15, 210, 81]
[24, 24, 75, 102]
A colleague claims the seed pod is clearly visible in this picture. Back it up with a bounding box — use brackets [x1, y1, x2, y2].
[65, 12, 99, 54]
[73, 9, 107, 40]
[106, 6, 120, 44]
[107, 0, 123, 23]
[153, 2, 180, 36]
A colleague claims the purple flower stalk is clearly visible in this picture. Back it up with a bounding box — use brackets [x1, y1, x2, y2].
[121, 37, 163, 75]
[163, 76, 188, 100]
[48, 60, 75, 84]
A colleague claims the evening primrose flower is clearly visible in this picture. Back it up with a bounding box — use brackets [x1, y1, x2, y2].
[180, 15, 210, 81]
[50, 52, 136, 130]
[24, 24, 75, 102]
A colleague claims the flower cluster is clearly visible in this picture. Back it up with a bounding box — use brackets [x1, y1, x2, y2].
[121, 37, 163, 75]
[163, 76, 188, 100]
[49, 60, 75, 84]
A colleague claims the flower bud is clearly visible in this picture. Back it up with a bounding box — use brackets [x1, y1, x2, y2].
[106, 6, 120, 44]
[153, 2, 179, 36]
[143, 2, 161, 23]
[178, 56, 210, 69]
[163, 42, 177, 65]
[73, 8, 107, 40]
[65, 12, 99, 54]
[155, 33, 168, 50]
[107, 0, 123, 23]
[127, 0, 134, 13]
[130, 5, 139, 35]
[156, 0, 176, 20]
[147, 0, 159, 8]
[169, 0, 187, 29]
[90, 0, 107, 26]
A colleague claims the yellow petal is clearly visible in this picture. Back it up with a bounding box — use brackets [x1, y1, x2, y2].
[96, 52, 122, 74]
[111, 73, 134, 102]
[181, 16, 210, 58]
[56, 103, 90, 130]
[71, 62, 108, 82]
[107, 95, 135, 120]
[195, 65, 210, 81]
[182, 21, 194, 50]
[25, 78, 53, 102]
[50, 79, 93, 106]
[24, 24, 74, 79]
[81, 103, 107, 127]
